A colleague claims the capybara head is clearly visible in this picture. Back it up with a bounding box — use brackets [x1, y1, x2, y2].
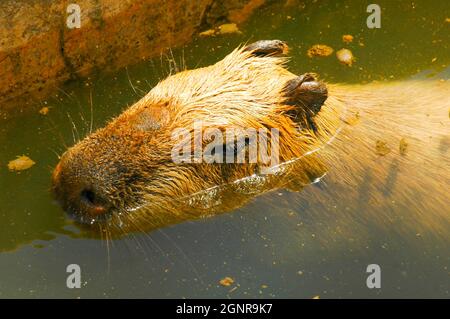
[52, 40, 329, 234]
[51, 103, 181, 229]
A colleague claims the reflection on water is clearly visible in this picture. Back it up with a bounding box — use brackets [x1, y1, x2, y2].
[0, 0, 449, 298]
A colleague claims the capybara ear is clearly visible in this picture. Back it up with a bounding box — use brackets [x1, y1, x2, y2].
[283, 73, 328, 116]
[243, 40, 289, 57]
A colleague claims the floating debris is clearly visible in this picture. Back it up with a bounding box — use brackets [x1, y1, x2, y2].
[307, 44, 334, 57]
[218, 23, 241, 35]
[342, 34, 354, 43]
[39, 107, 49, 115]
[199, 29, 215, 37]
[8, 155, 36, 171]
[399, 138, 408, 155]
[219, 277, 235, 287]
[200, 23, 242, 37]
[336, 48, 355, 66]
[375, 140, 391, 156]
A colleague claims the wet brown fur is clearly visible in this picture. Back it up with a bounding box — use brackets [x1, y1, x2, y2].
[52, 42, 450, 239]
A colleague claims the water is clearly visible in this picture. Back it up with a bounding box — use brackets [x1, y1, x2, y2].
[0, 0, 449, 298]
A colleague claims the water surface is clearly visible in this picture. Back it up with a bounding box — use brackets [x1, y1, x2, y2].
[0, 0, 449, 298]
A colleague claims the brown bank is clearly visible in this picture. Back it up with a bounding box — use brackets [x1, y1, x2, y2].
[0, 0, 266, 109]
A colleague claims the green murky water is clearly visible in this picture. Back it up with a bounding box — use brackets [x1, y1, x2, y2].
[0, 0, 449, 298]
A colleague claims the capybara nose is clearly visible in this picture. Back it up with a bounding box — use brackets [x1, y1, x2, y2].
[79, 188, 111, 217]
[53, 181, 114, 223]
[51, 157, 114, 223]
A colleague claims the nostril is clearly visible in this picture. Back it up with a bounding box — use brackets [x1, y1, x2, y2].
[80, 189, 97, 206]
[80, 189, 109, 216]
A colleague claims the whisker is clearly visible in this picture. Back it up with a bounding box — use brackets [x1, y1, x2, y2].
[44, 111, 69, 150]
[158, 229, 205, 286]
[126, 67, 138, 96]
[127, 218, 171, 263]
[47, 147, 61, 160]
[89, 89, 94, 134]
[66, 112, 80, 143]
[104, 225, 111, 274]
